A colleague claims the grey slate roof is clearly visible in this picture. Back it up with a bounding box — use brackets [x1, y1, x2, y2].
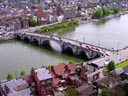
[35, 68, 52, 81]
[123, 66, 128, 75]
[0, 78, 33, 96]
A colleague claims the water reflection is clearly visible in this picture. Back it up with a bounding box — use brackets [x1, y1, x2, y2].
[94, 18, 108, 26]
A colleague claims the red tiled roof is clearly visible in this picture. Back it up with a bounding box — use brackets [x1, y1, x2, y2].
[68, 64, 76, 73]
[52, 64, 65, 76]
[50, 71, 60, 86]
[37, 8, 44, 18]
[51, 64, 76, 86]
[24, 75, 33, 84]
[52, 64, 76, 77]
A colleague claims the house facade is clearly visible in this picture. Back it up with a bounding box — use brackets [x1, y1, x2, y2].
[31, 68, 54, 96]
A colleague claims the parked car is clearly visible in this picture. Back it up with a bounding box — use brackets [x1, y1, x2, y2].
[105, 51, 110, 56]
[96, 48, 101, 52]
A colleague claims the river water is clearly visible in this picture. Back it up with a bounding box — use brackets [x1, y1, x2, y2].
[57, 14, 128, 50]
[0, 40, 82, 80]
[0, 14, 128, 80]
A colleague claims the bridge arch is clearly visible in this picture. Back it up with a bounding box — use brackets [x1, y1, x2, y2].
[32, 38, 39, 45]
[78, 51, 87, 59]
[23, 36, 30, 42]
[63, 46, 74, 55]
[41, 40, 50, 45]
[15, 35, 21, 40]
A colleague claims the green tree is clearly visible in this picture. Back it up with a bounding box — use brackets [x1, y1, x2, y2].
[92, 9, 103, 19]
[107, 60, 115, 72]
[7, 73, 13, 81]
[20, 70, 26, 77]
[68, 59, 74, 64]
[100, 89, 109, 96]
[59, 87, 80, 96]
[113, 8, 119, 14]
[102, 8, 111, 16]
[28, 18, 37, 26]
[47, 65, 52, 71]
[18, 16, 24, 20]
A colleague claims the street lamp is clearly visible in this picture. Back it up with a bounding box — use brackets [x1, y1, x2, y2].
[15, 70, 17, 79]
[117, 42, 121, 51]
[83, 36, 85, 42]
[119, 52, 121, 62]
[98, 40, 100, 47]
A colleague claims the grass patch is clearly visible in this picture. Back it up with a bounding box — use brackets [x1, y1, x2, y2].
[35, 20, 78, 34]
[116, 60, 128, 69]
[103, 60, 128, 73]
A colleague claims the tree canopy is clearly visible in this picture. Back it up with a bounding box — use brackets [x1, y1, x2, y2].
[113, 8, 119, 14]
[20, 70, 26, 77]
[68, 59, 74, 64]
[92, 9, 103, 19]
[7, 73, 13, 81]
[47, 65, 52, 71]
[28, 18, 37, 26]
[107, 60, 115, 72]
[100, 89, 109, 96]
[92, 7, 120, 19]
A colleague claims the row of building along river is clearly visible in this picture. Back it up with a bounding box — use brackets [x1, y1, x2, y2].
[0, 14, 128, 80]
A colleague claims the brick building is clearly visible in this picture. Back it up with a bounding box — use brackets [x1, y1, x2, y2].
[31, 68, 54, 96]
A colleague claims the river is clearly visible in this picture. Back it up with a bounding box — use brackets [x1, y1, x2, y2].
[0, 14, 128, 81]
[0, 40, 82, 80]
[57, 14, 128, 50]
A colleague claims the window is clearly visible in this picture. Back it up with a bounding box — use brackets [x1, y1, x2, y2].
[41, 81, 45, 85]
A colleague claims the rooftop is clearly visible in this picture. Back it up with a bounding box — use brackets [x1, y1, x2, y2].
[76, 84, 98, 96]
[0, 78, 33, 96]
[35, 68, 52, 81]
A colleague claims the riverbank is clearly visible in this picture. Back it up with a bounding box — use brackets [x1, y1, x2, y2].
[35, 20, 78, 34]
[92, 11, 128, 22]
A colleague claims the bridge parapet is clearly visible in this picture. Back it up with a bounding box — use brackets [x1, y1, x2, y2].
[14, 32, 104, 59]
[54, 36, 105, 56]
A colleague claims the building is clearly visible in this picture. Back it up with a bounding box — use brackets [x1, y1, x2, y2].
[36, 7, 45, 25]
[20, 18, 29, 28]
[50, 63, 77, 87]
[31, 68, 54, 96]
[63, 7, 77, 19]
[0, 78, 33, 96]
[76, 83, 98, 96]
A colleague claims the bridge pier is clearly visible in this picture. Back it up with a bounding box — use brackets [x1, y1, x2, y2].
[62, 43, 78, 55]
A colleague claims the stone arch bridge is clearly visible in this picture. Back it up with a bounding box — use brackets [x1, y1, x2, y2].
[14, 32, 105, 60]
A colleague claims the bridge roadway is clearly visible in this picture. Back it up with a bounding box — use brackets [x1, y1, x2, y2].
[17, 32, 112, 54]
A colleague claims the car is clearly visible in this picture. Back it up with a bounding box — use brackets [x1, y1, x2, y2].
[105, 52, 110, 56]
[86, 45, 91, 49]
[96, 48, 101, 52]
[91, 46, 95, 50]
